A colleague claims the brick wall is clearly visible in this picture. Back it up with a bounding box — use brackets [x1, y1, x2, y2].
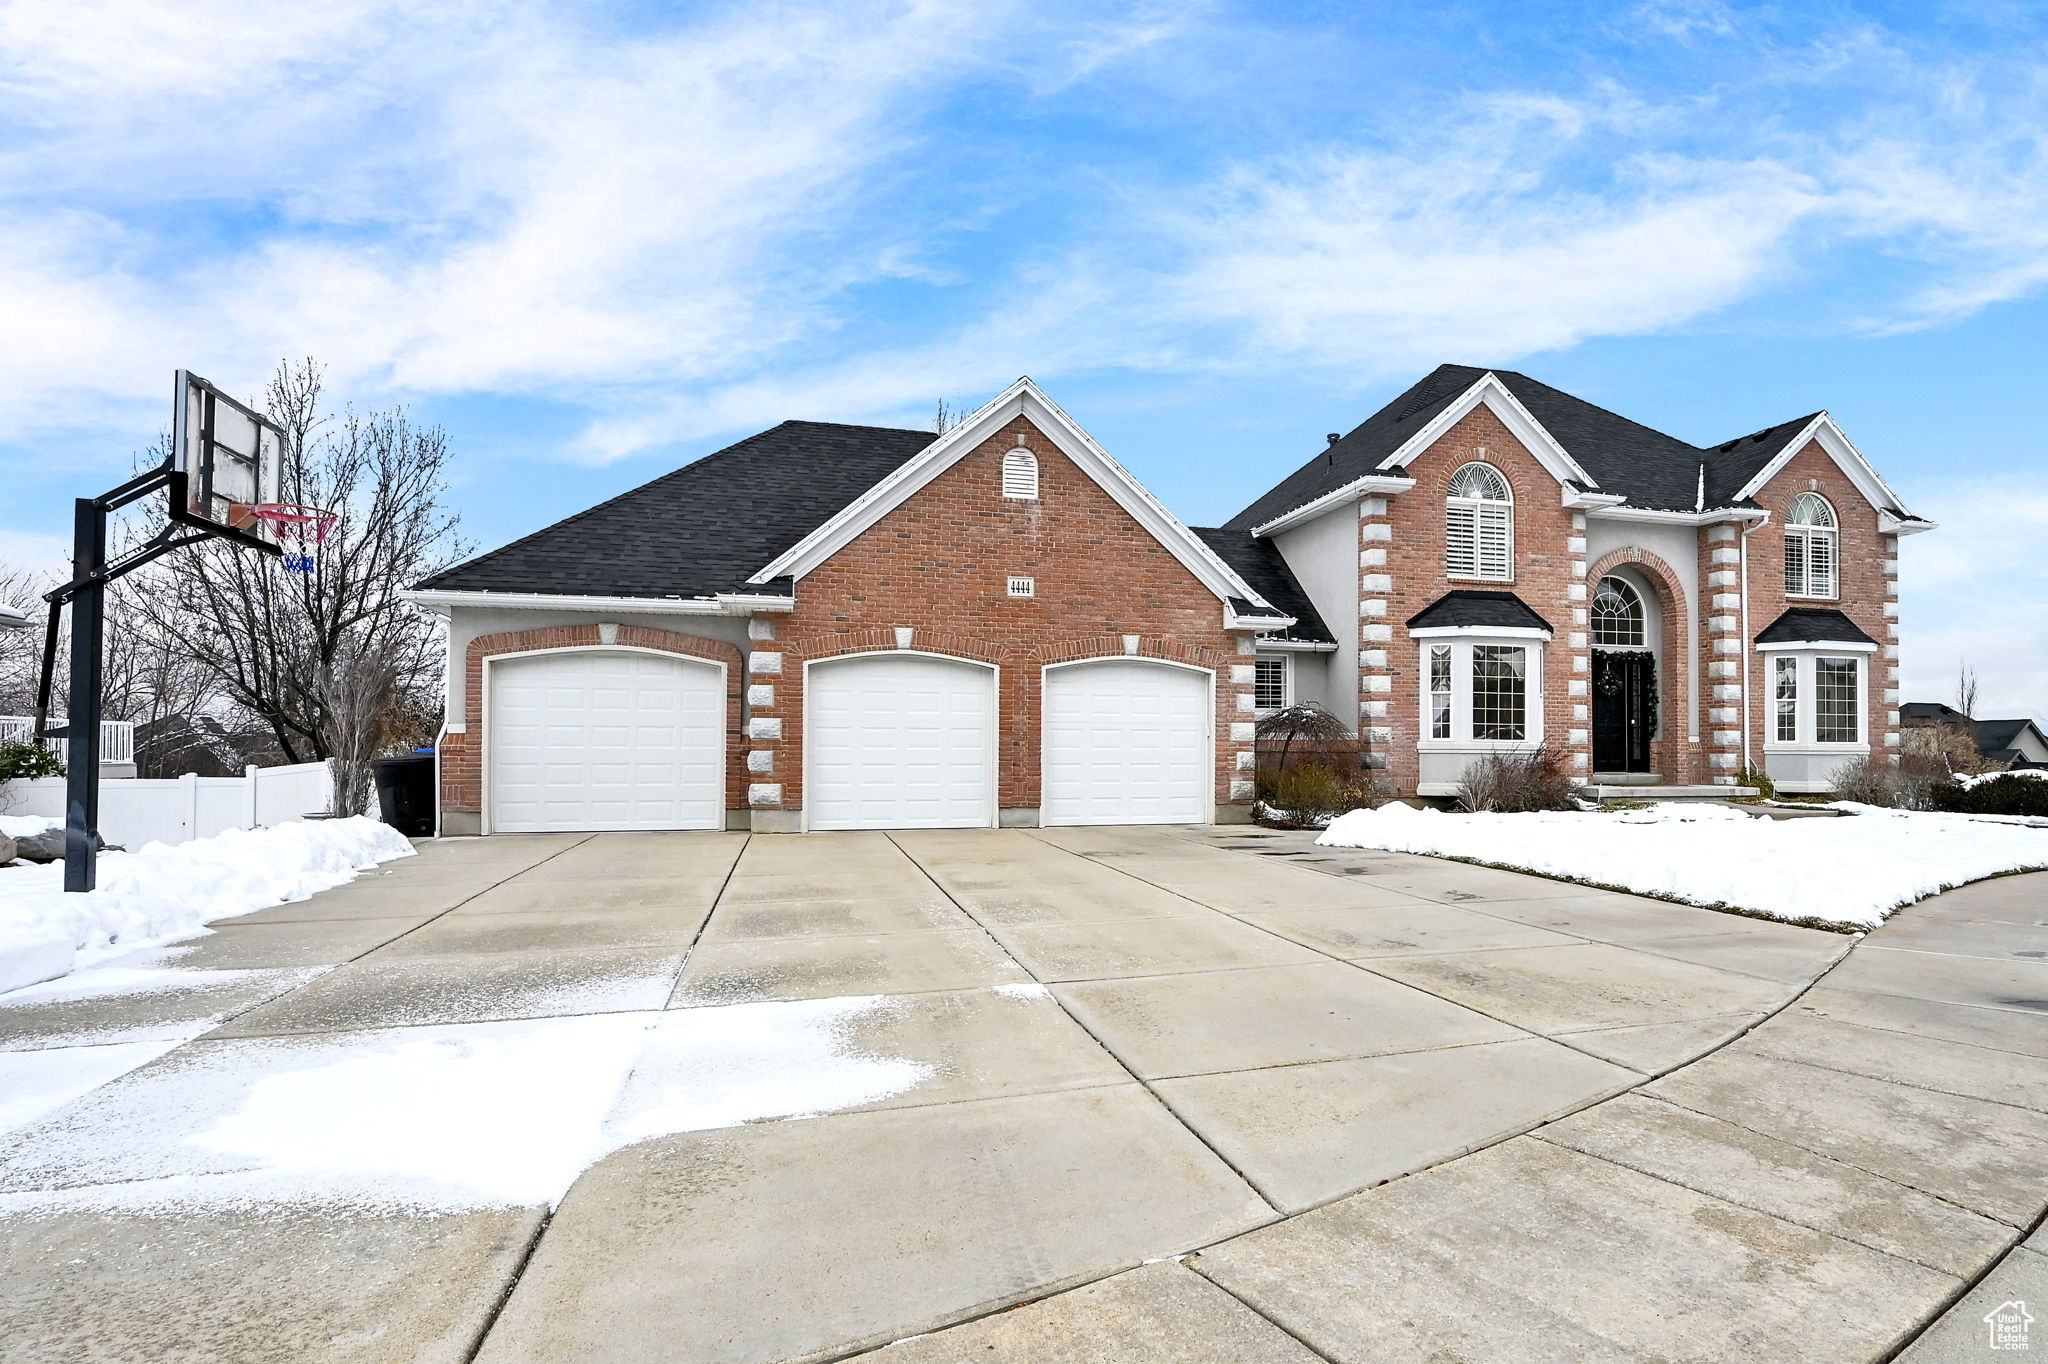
[1744, 440, 1900, 763]
[441, 624, 746, 825]
[724, 414, 1257, 818]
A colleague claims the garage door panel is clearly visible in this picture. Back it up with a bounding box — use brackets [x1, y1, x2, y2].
[1044, 661, 1210, 826]
[490, 650, 724, 833]
[807, 654, 995, 831]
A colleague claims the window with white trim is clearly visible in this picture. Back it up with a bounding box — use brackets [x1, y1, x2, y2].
[1590, 577, 1644, 647]
[1763, 649, 1866, 747]
[1784, 492, 1838, 598]
[1774, 656, 1797, 742]
[1429, 645, 1452, 739]
[1252, 654, 1289, 712]
[1001, 448, 1039, 500]
[1446, 462, 1512, 580]
[1815, 657, 1858, 743]
[1417, 638, 1542, 743]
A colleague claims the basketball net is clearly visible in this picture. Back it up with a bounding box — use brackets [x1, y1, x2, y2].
[231, 503, 338, 573]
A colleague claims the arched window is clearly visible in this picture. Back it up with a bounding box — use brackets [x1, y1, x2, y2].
[1001, 448, 1039, 500]
[1590, 576, 1645, 647]
[1784, 492, 1838, 597]
[1446, 462, 1512, 579]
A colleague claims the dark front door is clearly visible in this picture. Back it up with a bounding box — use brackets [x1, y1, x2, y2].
[1592, 651, 1655, 773]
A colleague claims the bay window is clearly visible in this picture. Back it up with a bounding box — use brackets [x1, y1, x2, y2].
[1759, 647, 1869, 748]
[1414, 637, 1543, 744]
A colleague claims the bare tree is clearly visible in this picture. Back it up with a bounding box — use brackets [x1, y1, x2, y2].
[932, 399, 959, 434]
[319, 643, 398, 816]
[137, 358, 468, 766]
[0, 559, 56, 714]
[1254, 701, 1349, 780]
[1956, 663, 1980, 720]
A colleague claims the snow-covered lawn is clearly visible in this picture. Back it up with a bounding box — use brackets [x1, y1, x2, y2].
[0, 817, 414, 993]
[1318, 802, 2048, 929]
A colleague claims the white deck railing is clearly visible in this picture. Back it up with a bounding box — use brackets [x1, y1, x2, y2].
[0, 715, 137, 765]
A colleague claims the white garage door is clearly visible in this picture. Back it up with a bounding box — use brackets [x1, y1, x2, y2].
[489, 649, 725, 833]
[807, 654, 995, 831]
[1043, 660, 1211, 826]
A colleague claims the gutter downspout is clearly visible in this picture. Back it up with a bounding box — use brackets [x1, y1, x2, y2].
[1737, 513, 1772, 777]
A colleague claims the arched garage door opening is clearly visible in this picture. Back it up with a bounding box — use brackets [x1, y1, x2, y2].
[1042, 659, 1212, 826]
[487, 648, 726, 833]
[805, 653, 997, 831]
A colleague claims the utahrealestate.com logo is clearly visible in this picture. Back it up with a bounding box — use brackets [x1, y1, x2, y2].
[1985, 1300, 2033, 1351]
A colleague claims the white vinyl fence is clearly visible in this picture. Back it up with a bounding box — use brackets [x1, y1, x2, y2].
[0, 716, 136, 765]
[0, 761, 334, 850]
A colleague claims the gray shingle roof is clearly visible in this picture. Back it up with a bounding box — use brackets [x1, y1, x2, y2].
[1753, 607, 1877, 646]
[1191, 529, 1333, 644]
[418, 421, 936, 601]
[1406, 590, 1552, 635]
[1227, 364, 1829, 529]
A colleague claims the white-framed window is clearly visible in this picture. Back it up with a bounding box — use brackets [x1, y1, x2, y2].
[1446, 462, 1513, 580]
[1252, 654, 1289, 712]
[1774, 655, 1797, 743]
[1784, 492, 1838, 599]
[1415, 638, 1543, 743]
[1590, 576, 1645, 647]
[1001, 448, 1039, 500]
[1761, 648, 1867, 747]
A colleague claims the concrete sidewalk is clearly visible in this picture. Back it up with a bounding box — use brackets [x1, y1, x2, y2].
[0, 826, 2039, 1363]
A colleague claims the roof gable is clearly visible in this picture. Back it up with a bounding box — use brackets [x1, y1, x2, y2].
[751, 377, 1278, 614]
[1727, 414, 1927, 528]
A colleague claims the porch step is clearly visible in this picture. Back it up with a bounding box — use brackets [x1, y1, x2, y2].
[1585, 784, 1759, 802]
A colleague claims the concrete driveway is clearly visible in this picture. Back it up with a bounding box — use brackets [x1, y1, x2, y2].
[1, 826, 2043, 1363]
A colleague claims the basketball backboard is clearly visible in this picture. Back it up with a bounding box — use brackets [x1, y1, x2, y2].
[172, 369, 283, 534]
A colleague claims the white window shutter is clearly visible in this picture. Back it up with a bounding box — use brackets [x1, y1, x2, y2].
[1446, 503, 1477, 576]
[1478, 503, 1511, 578]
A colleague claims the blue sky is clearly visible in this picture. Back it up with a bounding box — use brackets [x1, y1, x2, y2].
[1, 0, 2044, 717]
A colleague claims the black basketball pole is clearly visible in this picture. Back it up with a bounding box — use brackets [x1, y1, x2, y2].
[62, 497, 106, 892]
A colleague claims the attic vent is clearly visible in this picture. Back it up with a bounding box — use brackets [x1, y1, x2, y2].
[1007, 576, 1035, 598]
[1002, 449, 1039, 500]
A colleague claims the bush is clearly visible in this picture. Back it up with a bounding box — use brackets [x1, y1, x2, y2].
[1734, 764, 1775, 800]
[1930, 773, 2048, 818]
[1829, 756, 1935, 810]
[0, 741, 63, 783]
[1457, 745, 1579, 813]
[1259, 763, 1367, 828]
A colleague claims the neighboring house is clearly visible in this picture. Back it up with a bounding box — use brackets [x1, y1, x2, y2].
[409, 366, 1931, 835]
[1900, 702, 2048, 769]
[1229, 365, 1930, 797]
[132, 714, 288, 779]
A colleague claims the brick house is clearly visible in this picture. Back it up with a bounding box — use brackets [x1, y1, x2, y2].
[408, 367, 1929, 833]
[1230, 365, 1932, 797]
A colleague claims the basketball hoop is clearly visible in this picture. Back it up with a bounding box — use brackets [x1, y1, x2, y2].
[236, 503, 338, 573]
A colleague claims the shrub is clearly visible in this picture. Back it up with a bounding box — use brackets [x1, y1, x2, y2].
[1734, 764, 1776, 800]
[1829, 756, 1935, 810]
[1930, 773, 2048, 818]
[1456, 745, 1578, 813]
[1259, 763, 1370, 828]
[0, 741, 63, 784]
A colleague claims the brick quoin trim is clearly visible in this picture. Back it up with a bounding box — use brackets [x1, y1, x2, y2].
[441, 625, 747, 821]
[1585, 545, 1697, 785]
[746, 414, 1254, 817]
[1745, 440, 1896, 763]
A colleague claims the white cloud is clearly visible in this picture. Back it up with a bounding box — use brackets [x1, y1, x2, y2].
[1897, 478, 2048, 724]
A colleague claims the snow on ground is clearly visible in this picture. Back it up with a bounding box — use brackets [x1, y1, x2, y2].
[0, 817, 413, 994]
[0, 990, 967, 1214]
[0, 815, 59, 840]
[1318, 801, 2048, 929]
[0, 1040, 180, 1138]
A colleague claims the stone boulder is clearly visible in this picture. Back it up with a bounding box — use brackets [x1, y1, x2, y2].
[0, 833, 14, 864]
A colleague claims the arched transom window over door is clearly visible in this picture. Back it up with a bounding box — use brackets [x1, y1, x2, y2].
[1590, 576, 1645, 647]
[1446, 462, 1512, 580]
[1784, 492, 1838, 598]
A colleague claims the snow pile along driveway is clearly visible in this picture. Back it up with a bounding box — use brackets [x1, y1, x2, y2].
[1318, 802, 2048, 929]
[0, 817, 414, 993]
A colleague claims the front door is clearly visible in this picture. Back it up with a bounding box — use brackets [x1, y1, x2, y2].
[1592, 651, 1655, 773]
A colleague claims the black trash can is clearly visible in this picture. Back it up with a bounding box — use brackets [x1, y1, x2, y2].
[374, 753, 437, 837]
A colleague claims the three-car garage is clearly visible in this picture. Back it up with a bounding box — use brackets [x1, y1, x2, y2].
[485, 647, 1217, 833]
